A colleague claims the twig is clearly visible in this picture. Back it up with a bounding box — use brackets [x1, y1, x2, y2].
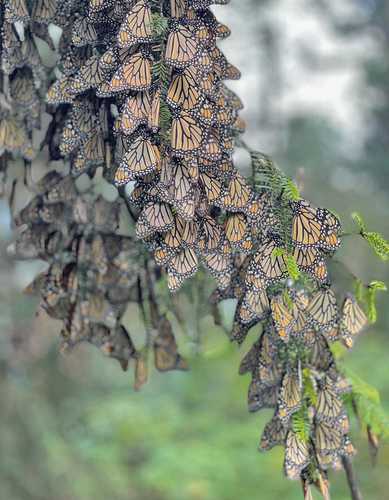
[342, 456, 363, 500]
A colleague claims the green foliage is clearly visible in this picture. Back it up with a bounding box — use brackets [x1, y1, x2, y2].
[159, 100, 172, 137]
[344, 369, 389, 439]
[152, 59, 170, 87]
[151, 12, 168, 38]
[352, 212, 389, 261]
[292, 406, 311, 443]
[302, 369, 317, 406]
[285, 254, 300, 280]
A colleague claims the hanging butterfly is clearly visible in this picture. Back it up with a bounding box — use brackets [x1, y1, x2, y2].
[72, 16, 98, 47]
[315, 379, 344, 422]
[120, 92, 151, 135]
[277, 370, 302, 422]
[136, 202, 174, 239]
[284, 430, 310, 480]
[154, 317, 189, 371]
[259, 414, 287, 451]
[306, 288, 338, 333]
[170, 110, 203, 154]
[167, 67, 202, 110]
[115, 134, 160, 184]
[248, 379, 278, 413]
[165, 22, 199, 68]
[291, 199, 341, 251]
[109, 51, 152, 92]
[168, 247, 198, 284]
[339, 294, 368, 348]
[271, 295, 296, 342]
[117, 0, 153, 48]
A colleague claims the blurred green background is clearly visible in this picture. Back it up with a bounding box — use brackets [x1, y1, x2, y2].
[1, 1, 389, 499]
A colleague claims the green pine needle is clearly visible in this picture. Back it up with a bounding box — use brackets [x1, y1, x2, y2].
[292, 407, 311, 443]
[285, 253, 300, 280]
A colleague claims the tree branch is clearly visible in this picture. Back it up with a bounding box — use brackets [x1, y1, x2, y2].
[342, 456, 363, 500]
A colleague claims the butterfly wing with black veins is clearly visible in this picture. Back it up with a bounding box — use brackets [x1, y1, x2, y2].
[340, 294, 368, 348]
[306, 288, 338, 333]
[259, 414, 287, 451]
[284, 430, 310, 480]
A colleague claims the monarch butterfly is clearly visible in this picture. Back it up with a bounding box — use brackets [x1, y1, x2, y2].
[277, 371, 302, 422]
[219, 172, 251, 211]
[201, 130, 222, 161]
[171, 111, 203, 153]
[291, 200, 341, 250]
[46, 77, 74, 104]
[158, 160, 194, 203]
[284, 430, 310, 480]
[120, 92, 151, 135]
[118, 0, 153, 48]
[167, 67, 202, 110]
[5, 0, 29, 22]
[165, 23, 199, 68]
[248, 379, 278, 413]
[241, 289, 269, 320]
[314, 420, 343, 455]
[271, 295, 296, 342]
[154, 317, 189, 371]
[82, 128, 105, 163]
[306, 288, 338, 332]
[203, 250, 232, 277]
[72, 16, 98, 47]
[163, 216, 197, 250]
[109, 52, 152, 92]
[168, 247, 198, 281]
[225, 213, 247, 244]
[315, 380, 344, 422]
[247, 239, 288, 286]
[115, 135, 160, 184]
[199, 172, 222, 203]
[308, 333, 334, 372]
[136, 202, 174, 239]
[70, 55, 110, 94]
[259, 415, 287, 451]
[197, 215, 222, 253]
[230, 312, 258, 345]
[31, 0, 57, 24]
[340, 294, 367, 348]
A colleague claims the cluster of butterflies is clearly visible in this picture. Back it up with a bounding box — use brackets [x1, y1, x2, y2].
[43, 0, 276, 292]
[3, 0, 373, 490]
[0, 0, 54, 173]
[10, 169, 188, 386]
[236, 285, 367, 485]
